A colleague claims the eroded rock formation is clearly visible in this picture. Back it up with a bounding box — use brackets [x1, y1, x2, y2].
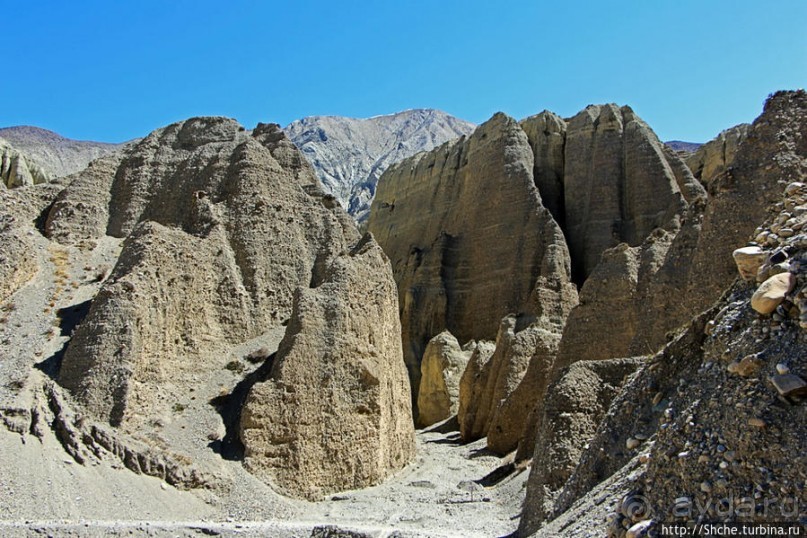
[518, 357, 644, 534]
[368, 112, 577, 415]
[416, 331, 470, 427]
[561, 104, 703, 282]
[240, 235, 415, 500]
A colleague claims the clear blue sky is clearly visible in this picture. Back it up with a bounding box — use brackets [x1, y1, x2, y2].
[3, 1, 805, 143]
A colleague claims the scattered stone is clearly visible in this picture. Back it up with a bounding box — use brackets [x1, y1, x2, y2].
[769, 373, 807, 398]
[732, 246, 767, 281]
[751, 273, 796, 314]
[748, 418, 767, 428]
[626, 437, 640, 450]
[626, 519, 654, 538]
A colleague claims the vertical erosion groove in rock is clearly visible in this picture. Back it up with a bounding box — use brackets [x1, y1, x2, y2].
[562, 104, 701, 283]
[239, 234, 415, 500]
[530, 90, 807, 534]
[368, 112, 576, 414]
[57, 117, 361, 431]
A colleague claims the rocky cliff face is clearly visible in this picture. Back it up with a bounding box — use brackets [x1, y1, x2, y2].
[0, 126, 124, 180]
[240, 235, 414, 500]
[561, 104, 704, 282]
[56, 118, 359, 426]
[286, 109, 475, 221]
[46, 116, 415, 497]
[368, 112, 577, 416]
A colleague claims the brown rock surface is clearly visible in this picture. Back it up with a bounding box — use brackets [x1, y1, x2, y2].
[239, 234, 415, 500]
[520, 111, 566, 226]
[368, 112, 576, 413]
[416, 331, 470, 427]
[526, 91, 807, 535]
[459, 316, 555, 448]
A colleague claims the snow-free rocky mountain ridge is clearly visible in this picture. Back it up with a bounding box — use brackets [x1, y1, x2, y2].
[0, 126, 125, 180]
[285, 109, 476, 221]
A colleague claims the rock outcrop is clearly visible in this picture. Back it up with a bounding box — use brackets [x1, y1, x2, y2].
[416, 331, 470, 427]
[458, 316, 562, 455]
[57, 118, 362, 429]
[552, 97, 792, 371]
[686, 123, 750, 186]
[286, 109, 475, 221]
[0, 126, 124, 180]
[368, 112, 577, 415]
[561, 104, 704, 282]
[240, 235, 415, 500]
[44, 154, 124, 244]
[1, 138, 51, 188]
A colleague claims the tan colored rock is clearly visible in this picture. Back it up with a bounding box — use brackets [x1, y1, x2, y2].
[239, 234, 415, 500]
[563, 104, 703, 281]
[732, 246, 767, 281]
[485, 325, 560, 455]
[416, 331, 470, 427]
[457, 340, 496, 438]
[58, 118, 360, 429]
[368, 112, 577, 414]
[686, 123, 749, 187]
[457, 315, 563, 455]
[751, 272, 795, 314]
[45, 154, 124, 244]
[520, 111, 567, 225]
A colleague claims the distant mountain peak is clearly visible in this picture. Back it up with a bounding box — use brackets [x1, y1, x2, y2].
[0, 125, 124, 179]
[285, 109, 475, 221]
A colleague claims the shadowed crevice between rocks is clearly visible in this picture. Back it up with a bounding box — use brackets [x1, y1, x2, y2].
[208, 352, 276, 461]
[35, 299, 94, 380]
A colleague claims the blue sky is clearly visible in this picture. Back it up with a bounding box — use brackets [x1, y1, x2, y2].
[3, 1, 805, 143]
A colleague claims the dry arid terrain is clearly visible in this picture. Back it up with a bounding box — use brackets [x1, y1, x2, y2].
[0, 91, 805, 537]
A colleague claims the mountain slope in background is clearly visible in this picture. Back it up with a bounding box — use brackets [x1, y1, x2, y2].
[285, 109, 476, 221]
[0, 126, 125, 180]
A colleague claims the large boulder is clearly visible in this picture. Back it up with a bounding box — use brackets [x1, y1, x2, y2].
[416, 331, 471, 427]
[239, 235, 415, 500]
[368, 112, 576, 415]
